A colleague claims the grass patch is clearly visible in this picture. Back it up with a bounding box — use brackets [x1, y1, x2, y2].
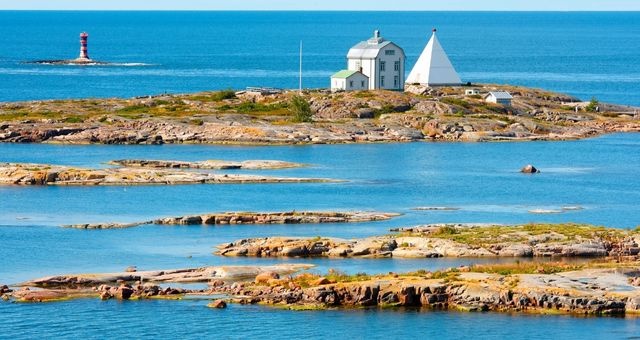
[468, 261, 585, 275]
[63, 116, 84, 123]
[187, 89, 237, 102]
[441, 97, 471, 109]
[426, 223, 630, 247]
[325, 269, 370, 283]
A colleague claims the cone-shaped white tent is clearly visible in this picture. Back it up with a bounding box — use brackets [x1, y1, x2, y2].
[406, 29, 461, 86]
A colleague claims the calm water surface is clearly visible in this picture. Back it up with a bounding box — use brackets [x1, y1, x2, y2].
[2, 134, 640, 337]
[0, 11, 639, 105]
[2, 10, 640, 333]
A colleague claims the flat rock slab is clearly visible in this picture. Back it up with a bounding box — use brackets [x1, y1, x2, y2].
[108, 159, 304, 170]
[63, 211, 400, 229]
[21, 264, 314, 288]
[0, 163, 337, 186]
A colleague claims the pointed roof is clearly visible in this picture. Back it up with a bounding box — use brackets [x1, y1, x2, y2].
[406, 29, 461, 86]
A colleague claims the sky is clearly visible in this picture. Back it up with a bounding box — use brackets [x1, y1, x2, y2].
[1, 0, 639, 11]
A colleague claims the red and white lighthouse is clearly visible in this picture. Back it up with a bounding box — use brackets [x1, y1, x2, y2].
[78, 32, 90, 60]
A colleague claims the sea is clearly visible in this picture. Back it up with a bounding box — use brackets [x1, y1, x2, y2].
[1, 11, 640, 339]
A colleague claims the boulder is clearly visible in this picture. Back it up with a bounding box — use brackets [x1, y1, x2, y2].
[497, 244, 534, 257]
[208, 299, 227, 309]
[521, 164, 540, 173]
[255, 271, 280, 284]
[114, 285, 134, 300]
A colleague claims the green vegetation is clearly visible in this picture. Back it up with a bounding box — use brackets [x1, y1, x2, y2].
[353, 91, 375, 98]
[468, 261, 585, 275]
[426, 223, 630, 247]
[440, 97, 471, 109]
[63, 116, 84, 123]
[187, 89, 237, 102]
[289, 95, 313, 123]
[585, 97, 599, 112]
[325, 269, 370, 283]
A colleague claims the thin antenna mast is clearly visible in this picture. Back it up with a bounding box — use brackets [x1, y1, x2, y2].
[299, 40, 303, 94]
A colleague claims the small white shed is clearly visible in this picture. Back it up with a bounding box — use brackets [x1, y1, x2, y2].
[484, 91, 513, 106]
[331, 70, 369, 92]
[465, 89, 480, 96]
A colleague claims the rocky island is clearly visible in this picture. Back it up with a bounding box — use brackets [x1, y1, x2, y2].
[216, 223, 640, 258]
[1, 85, 638, 145]
[107, 159, 304, 170]
[62, 211, 400, 229]
[4, 260, 640, 317]
[0, 162, 336, 186]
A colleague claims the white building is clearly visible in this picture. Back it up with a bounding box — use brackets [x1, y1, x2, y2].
[344, 30, 406, 90]
[465, 89, 480, 96]
[406, 29, 461, 87]
[484, 91, 513, 106]
[330, 70, 369, 92]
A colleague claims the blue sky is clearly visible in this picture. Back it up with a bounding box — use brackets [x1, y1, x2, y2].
[1, 0, 639, 11]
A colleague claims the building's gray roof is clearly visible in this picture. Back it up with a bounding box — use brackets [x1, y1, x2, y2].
[346, 31, 404, 60]
[486, 91, 513, 100]
[347, 40, 394, 59]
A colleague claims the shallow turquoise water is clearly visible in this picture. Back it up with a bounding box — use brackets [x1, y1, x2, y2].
[2, 299, 640, 339]
[2, 135, 640, 337]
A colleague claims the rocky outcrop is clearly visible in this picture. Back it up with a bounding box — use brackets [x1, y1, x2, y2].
[521, 164, 540, 173]
[107, 159, 303, 170]
[208, 300, 227, 309]
[6, 263, 640, 317]
[21, 264, 314, 288]
[62, 211, 399, 229]
[2, 85, 638, 145]
[217, 223, 640, 259]
[0, 163, 336, 186]
[207, 266, 640, 316]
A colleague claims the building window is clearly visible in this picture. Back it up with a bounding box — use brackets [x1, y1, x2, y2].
[361, 80, 365, 88]
[380, 76, 385, 87]
[394, 61, 400, 71]
[380, 61, 386, 71]
[385, 50, 395, 56]
[349, 80, 354, 88]
[394, 76, 399, 87]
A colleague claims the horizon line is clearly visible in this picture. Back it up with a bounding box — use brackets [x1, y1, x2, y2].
[1, 9, 639, 12]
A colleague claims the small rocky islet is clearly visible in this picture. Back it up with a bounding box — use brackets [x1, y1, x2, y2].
[63, 211, 400, 229]
[1, 84, 638, 145]
[0, 161, 331, 186]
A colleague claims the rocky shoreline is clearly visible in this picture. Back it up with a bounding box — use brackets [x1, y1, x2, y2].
[1, 85, 638, 145]
[63, 211, 400, 229]
[0, 162, 336, 186]
[4, 261, 640, 316]
[216, 223, 640, 258]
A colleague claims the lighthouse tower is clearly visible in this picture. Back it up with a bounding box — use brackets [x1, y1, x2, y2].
[78, 32, 91, 61]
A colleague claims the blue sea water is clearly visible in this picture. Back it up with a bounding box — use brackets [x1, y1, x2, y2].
[2, 11, 640, 340]
[0, 11, 639, 105]
[1, 134, 640, 338]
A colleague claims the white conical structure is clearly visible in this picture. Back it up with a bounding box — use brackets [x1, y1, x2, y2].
[406, 29, 461, 86]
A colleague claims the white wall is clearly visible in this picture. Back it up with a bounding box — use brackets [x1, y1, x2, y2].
[347, 43, 404, 90]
